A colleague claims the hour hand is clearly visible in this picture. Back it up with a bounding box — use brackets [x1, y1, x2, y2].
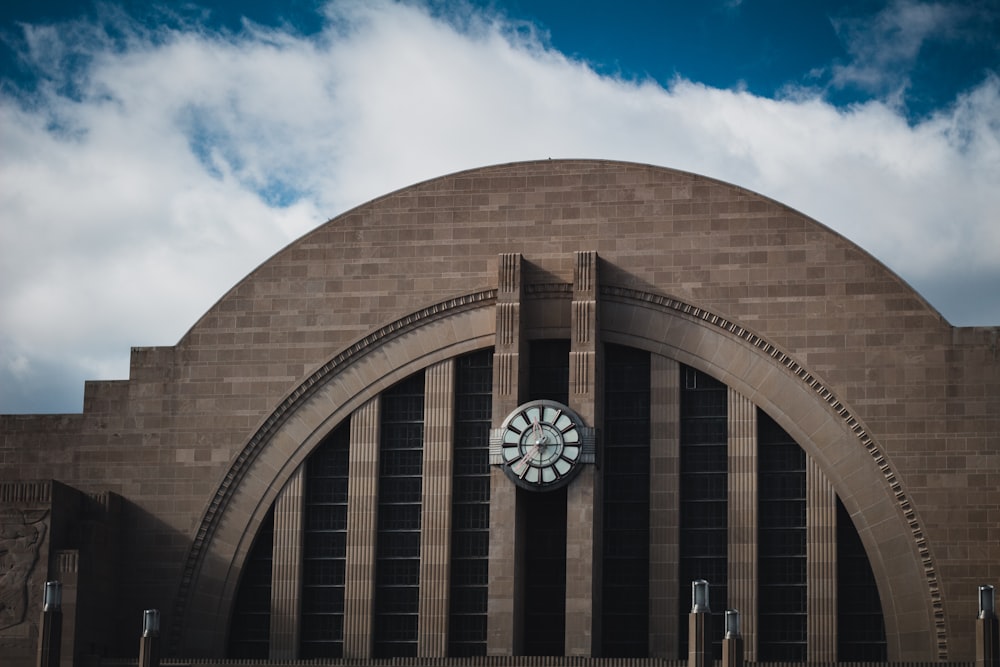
[513, 442, 542, 476]
[531, 418, 544, 444]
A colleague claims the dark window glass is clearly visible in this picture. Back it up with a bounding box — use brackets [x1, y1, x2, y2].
[448, 349, 493, 657]
[522, 487, 567, 656]
[300, 423, 350, 658]
[757, 411, 806, 661]
[837, 497, 888, 660]
[529, 339, 570, 404]
[602, 344, 651, 657]
[374, 372, 424, 658]
[227, 508, 274, 658]
[678, 365, 727, 659]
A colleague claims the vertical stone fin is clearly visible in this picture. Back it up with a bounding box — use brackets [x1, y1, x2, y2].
[418, 361, 455, 656]
[727, 389, 758, 661]
[343, 398, 380, 659]
[270, 465, 304, 659]
[649, 355, 680, 658]
[808, 455, 837, 661]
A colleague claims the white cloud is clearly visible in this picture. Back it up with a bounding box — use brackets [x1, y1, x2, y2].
[1, 0, 999, 413]
[829, 0, 981, 100]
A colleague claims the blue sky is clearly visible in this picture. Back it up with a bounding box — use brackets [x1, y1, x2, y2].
[2, 0, 999, 413]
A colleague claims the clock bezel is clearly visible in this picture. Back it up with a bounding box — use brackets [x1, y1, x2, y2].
[489, 399, 595, 491]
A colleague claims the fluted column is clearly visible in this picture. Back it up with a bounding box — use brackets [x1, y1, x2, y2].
[727, 390, 757, 661]
[566, 250, 601, 656]
[487, 253, 524, 655]
[269, 465, 304, 659]
[649, 355, 680, 657]
[808, 455, 837, 661]
[343, 398, 380, 658]
[418, 360, 456, 656]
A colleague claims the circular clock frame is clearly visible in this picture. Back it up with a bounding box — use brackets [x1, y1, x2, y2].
[494, 399, 589, 491]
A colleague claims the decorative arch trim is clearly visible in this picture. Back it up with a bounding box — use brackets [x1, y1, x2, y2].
[171, 285, 945, 660]
[169, 289, 496, 654]
[602, 285, 945, 659]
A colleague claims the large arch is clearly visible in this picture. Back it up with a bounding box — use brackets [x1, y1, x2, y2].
[172, 287, 943, 661]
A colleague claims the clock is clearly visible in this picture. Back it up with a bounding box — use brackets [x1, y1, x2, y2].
[489, 400, 595, 491]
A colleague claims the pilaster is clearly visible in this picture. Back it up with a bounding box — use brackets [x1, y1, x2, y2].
[487, 253, 524, 655]
[565, 250, 601, 656]
[269, 465, 303, 659]
[649, 355, 680, 657]
[418, 360, 455, 656]
[727, 390, 757, 661]
[343, 398, 380, 659]
[807, 455, 837, 661]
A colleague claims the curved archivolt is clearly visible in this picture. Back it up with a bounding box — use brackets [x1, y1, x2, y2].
[172, 286, 945, 659]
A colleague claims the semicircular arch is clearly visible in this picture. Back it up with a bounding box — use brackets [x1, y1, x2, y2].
[172, 287, 945, 661]
[171, 291, 497, 656]
[601, 287, 944, 660]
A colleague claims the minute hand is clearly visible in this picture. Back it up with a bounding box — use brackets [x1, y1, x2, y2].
[513, 441, 544, 477]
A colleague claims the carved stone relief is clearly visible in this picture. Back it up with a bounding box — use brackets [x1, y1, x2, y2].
[0, 510, 48, 632]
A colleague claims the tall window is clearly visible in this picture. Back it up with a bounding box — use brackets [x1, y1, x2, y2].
[522, 339, 570, 655]
[757, 412, 807, 661]
[300, 424, 350, 658]
[528, 339, 570, 405]
[227, 508, 274, 658]
[601, 344, 651, 657]
[373, 372, 425, 658]
[837, 497, 887, 660]
[448, 349, 493, 656]
[678, 365, 728, 659]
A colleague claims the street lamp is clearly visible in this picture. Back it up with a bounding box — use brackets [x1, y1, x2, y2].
[722, 609, 744, 667]
[36, 581, 62, 667]
[691, 579, 710, 613]
[981, 585, 996, 620]
[139, 609, 161, 667]
[978, 585, 998, 667]
[688, 580, 710, 667]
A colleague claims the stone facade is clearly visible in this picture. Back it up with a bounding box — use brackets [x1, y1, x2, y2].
[1, 160, 997, 665]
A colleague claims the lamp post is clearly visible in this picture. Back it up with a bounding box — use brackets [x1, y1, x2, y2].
[36, 581, 62, 667]
[722, 609, 744, 667]
[688, 580, 710, 667]
[139, 609, 160, 667]
[978, 585, 998, 667]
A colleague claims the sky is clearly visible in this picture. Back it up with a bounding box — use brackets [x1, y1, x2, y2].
[1, 0, 998, 414]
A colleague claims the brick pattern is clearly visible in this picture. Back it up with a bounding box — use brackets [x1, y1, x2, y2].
[1, 160, 996, 661]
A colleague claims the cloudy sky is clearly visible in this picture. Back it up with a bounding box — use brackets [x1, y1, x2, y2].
[1, 0, 998, 414]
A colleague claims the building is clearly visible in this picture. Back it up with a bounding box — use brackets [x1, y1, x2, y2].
[1, 159, 997, 666]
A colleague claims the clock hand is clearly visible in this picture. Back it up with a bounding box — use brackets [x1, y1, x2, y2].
[513, 440, 543, 477]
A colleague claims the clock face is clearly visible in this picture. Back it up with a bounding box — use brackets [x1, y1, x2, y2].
[495, 400, 586, 490]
